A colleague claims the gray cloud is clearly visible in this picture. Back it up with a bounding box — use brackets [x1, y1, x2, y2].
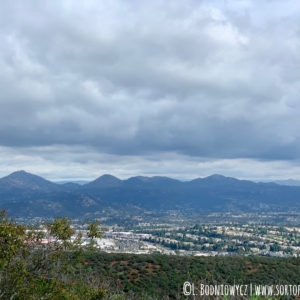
[2, 145, 300, 182]
[1, 0, 300, 179]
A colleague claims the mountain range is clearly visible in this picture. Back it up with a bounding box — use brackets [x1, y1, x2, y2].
[0, 170, 299, 218]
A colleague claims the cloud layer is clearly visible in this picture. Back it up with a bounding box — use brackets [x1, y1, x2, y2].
[1, 0, 300, 179]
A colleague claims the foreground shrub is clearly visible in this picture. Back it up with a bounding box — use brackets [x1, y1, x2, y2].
[0, 210, 105, 299]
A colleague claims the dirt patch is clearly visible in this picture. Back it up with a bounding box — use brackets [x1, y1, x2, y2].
[143, 262, 160, 274]
[247, 263, 262, 274]
[110, 260, 117, 267]
[110, 260, 129, 267]
[128, 268, 141, 283]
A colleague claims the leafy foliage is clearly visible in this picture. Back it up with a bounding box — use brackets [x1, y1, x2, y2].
[0, 210, 105, 299]
[81, 252, 300, 299]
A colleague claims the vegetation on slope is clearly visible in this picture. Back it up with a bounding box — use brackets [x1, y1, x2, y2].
[0, 210, 105, 299]
[82, 252, 300, 299]
[1, 210, 300, 299]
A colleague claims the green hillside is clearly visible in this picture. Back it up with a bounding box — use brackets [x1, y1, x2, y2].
[82, 253, 300, 299]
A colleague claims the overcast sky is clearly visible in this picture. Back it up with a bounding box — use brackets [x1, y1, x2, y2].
[1, 0, 300, 181]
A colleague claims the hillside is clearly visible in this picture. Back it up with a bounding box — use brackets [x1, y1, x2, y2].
[0, 171, 300, 218]
[82, 253, 300, 299]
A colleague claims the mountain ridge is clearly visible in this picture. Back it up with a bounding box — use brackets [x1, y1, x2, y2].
[0, 170, 299, 218]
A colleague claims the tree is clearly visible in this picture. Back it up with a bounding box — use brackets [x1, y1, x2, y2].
[45, 216, 75, 251]
[0, 210, 106, 299]
[87, 220, 104, 250]
[0, 210, 26, 269]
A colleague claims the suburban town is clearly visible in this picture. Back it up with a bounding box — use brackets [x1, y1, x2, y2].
[33, 221, 300, 257]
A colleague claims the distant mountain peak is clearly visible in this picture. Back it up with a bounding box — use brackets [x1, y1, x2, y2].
[0, 170, 58, 191]
[86, 174, 122, 187]
[189, 174, 240, 185]
[8, 170, 32, 177]
[95, 174, 121, 182]
[207, 174, 227, 179]
[99, 174, 120, 179]
[124, 175, 181, 187]
[4, 170, 44, 180]
[205, 174, 237, 180]
[14, 170, 27, 174]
